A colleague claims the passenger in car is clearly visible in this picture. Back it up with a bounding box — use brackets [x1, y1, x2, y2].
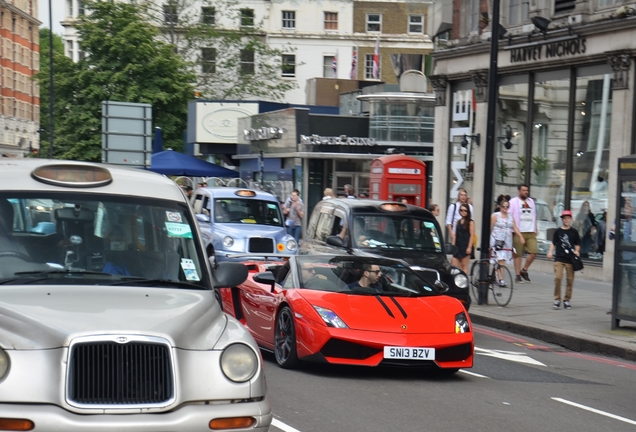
[347, 263, 383, 292]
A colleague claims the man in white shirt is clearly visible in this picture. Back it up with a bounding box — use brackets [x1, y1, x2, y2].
[445, 188, 474, 245]
[508, 184, 538, 284]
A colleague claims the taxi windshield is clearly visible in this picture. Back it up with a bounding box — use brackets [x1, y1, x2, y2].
[350, 215, 443, 252]
[0, 192, 207, 287]
[213, 198, 283, 226]
[295, 256, 441, 296]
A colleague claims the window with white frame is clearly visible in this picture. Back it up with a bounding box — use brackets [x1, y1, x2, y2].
[66, 40, 74, 59]
[282, 54, 296, 77]
[240, 49, 255, 74]
[408, 15, 424, 33]
[240, 8, 254, 27]
[323, 56, 335, 78]
[324, 12, 338, 30]
[508, 0, 529, 25]
[201, 48, 216, 73]
[67, 0, 72, 16]
[201, 7, 215, 25]
[163, 4, 177, 24]
[282, 11, 295, 29]
[365, 53, 380, 79]
[367, 14, 381, 32]
[78, 0, 84, 15]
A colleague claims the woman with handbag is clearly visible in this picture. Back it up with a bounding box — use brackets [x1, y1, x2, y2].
[490, 197, 525, 287]
[547, 210, 581, 310]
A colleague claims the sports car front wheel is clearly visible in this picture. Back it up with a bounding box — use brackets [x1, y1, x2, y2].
[274, 306, 298, 369]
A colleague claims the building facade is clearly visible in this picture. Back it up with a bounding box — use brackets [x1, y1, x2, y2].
[0, 0, 40, 157]
[431, 0, 636, 279]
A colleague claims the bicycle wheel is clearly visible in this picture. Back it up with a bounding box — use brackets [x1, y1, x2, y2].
[492, 264, 513, 307]
[469, 260, 489, 303]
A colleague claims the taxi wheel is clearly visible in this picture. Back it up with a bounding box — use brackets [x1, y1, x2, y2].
[274, 306, 298, 369]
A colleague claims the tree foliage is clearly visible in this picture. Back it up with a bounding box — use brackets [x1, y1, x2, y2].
[38, 0, 195, 161]
[140, 0, 297, 101]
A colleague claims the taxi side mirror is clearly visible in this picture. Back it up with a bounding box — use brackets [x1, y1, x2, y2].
[196, 213, 210, 223]
[326, 235, 348, 248]
[213, 262, 248, 288]
[253, 271, 276, 292]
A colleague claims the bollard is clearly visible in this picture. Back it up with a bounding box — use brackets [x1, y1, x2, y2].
[478, 260, 490, 305]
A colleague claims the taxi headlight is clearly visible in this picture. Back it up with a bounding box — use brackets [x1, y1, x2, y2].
[223, 236, 234, 247]
[454, 273, 469, 289]
[0, 348, 9, 379]
[286, 239, 297, 251]
[455, 312, 471, 333]
[313, 306, 348, 328]
[220, 344, 258, 382]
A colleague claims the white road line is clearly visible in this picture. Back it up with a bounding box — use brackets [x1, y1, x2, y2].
[272, 418, 303, 432]
[459, 369, 489, 378]
[551, 397, 636, 426]
[475, 347, 546, 366]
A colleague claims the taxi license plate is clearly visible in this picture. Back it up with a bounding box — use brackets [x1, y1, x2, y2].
[384, 346, 435, 360]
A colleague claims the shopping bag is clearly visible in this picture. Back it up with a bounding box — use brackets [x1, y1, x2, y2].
[571, 254, 584, 272]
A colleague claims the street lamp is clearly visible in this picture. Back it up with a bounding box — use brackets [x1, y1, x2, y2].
[477, 0, 502, 305]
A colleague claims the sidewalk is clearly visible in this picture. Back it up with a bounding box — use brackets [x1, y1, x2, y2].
[467, 259, 636, 362]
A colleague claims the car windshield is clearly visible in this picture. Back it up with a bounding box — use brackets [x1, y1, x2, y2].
[214, 198, 283, 226]
[0, 192, 207, 287]
[350, 214, 443, 252]
[294, 256, 441, 297]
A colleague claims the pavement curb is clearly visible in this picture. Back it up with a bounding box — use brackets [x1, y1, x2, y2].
[469, 312, 636, 362]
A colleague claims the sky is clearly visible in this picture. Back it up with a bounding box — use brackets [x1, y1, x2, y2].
[39, 0, 65, 35]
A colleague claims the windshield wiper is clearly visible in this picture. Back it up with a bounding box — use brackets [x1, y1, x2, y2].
[106, 277, 203, 289]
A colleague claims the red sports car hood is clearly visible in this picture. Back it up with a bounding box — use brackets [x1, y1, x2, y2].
[296, 290, 463, 333]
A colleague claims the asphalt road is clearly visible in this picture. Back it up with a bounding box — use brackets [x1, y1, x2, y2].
[265, 324, 636, 432]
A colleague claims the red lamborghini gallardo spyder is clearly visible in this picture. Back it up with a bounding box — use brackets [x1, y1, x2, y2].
[219, 255, 474, 373]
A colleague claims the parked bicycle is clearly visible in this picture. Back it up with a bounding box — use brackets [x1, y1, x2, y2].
[469, 248, 514, 306]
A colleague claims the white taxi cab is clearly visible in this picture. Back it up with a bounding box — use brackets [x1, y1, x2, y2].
[0, 159, 272, 431]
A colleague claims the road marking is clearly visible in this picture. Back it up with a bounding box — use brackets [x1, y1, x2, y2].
[475, 347, 546, 366]
[272, 418, 303, 432]
[459, 369, 489, 378]
[551, 397, 636, 425]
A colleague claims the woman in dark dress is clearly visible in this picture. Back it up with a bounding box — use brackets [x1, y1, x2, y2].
[574, 201, 597, 258]
[451, 203, 475, 274]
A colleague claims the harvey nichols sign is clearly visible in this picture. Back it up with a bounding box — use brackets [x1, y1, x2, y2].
[508, 37, 586, 64]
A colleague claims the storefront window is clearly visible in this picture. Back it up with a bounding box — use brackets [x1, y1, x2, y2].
[569, 72, 612, 260]
[369, 100, 435, 144]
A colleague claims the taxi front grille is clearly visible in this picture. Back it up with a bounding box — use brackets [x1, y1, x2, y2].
[249, 237, 274, 253]
[68, 341, 173, 406]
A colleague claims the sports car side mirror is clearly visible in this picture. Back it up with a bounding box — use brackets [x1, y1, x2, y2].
[445, 244, 458, 255]
[253, 271, 276, 291]
[213, 262, 248, 288]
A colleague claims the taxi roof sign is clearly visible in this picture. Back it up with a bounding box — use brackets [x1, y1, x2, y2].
[235, 189, 257, 197]
[31, 164, 113, 188]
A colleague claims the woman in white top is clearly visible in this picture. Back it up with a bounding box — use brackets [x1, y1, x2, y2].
[490, 197, 525, 287]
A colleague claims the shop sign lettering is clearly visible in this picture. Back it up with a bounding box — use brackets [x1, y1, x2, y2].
[300, 134, 377, 146]
[509, 38, 586, 63]
[243, 127, 284, 141]
[388, 168, 421, 175]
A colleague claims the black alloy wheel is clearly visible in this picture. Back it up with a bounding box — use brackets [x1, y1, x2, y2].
[274, 306, 298, 369]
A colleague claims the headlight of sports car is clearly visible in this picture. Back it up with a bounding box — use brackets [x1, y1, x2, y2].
[0, 348, 8, 379]
[451, 269, 469, 289]
[220, 343, 258, 382]
[455, 312, 471, 333]
[223, 236, 234, 247]
[313, 306, 348, 328]
[286, 239, 297, 251]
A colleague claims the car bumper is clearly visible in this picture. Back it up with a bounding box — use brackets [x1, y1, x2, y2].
[295, 322, 474, 369]
[0, 400, 272, 432]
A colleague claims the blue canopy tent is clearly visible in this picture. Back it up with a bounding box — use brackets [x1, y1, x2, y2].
[149, 150, 239, 178]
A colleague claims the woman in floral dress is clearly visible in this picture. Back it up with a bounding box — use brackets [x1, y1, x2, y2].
[490, 197, 525, 286]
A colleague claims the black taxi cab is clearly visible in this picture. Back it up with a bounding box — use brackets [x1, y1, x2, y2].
[300, 198, 471, 309]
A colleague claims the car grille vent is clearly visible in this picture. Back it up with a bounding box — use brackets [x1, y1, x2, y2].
[68, 341, 173, 405]
[320, 338, 381, 360]
[435, 343, 473, 362]
[249, 237, 274, 253]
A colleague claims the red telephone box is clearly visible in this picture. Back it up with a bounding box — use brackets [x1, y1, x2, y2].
[369, 155, 427, 206]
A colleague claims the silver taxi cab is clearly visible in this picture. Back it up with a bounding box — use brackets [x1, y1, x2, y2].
[191, 187, 297, 263]
[0, 159, 272, 431]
